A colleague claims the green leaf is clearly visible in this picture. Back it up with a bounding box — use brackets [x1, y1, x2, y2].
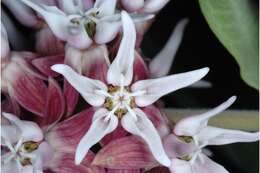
[198, 0, 259, 89]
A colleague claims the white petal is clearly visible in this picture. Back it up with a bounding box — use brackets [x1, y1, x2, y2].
[194, 154, 229, 173]
[2, 113, 43, 142]
[149, 19, 189, 78]
[143, 0, 170, 13]
[121, 108, 171, 167]
[170, 159, 192, 173]
[107, 11, 136, 86]
[2, 160, 20, 173]
[58, 0, 80, 14]
[51, 64, 107, 106]
[132, 67, 209, 107]
[21, 166, 34, 173]
[198, 126, 259, 146]
[174, 96, 236, 137]
[189, 80, 212, 88]
[95, 21, 121, 44]
[94, 0, 117, 16]
[21, 0, 69, 40]
[1, 22, 10, 58]
[121, 0, 144, 12]
[1, 125, 20, 144]
[75, 108, 118, 165]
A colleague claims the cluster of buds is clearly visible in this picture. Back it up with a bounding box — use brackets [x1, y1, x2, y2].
[1, 0, 259, 173]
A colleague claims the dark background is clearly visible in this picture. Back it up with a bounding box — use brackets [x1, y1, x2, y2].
[141, 0, 259, 173]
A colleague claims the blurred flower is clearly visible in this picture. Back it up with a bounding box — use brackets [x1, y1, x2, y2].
[21, 0, 153, 49]
[120, 0, 170, 13]
[51, 11, 209, 166]
[163, 96, 260, 173]
[1, 78, 105, 173]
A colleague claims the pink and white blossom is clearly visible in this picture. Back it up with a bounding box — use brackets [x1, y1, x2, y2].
[51, 11, 209, 166]
[163, 96, 260, 173]
[21, 0, 153, 49]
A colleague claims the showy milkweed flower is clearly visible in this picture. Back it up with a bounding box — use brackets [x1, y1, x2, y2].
[51, 11, 209, 166]
[163, 96, 260, 173]
[21, 0, 153, 49]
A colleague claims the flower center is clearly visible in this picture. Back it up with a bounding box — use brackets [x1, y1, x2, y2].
[177, 135, 194, 143]
[104, 85, 136, 118]
[4, 140, 40, 167]
[68, 11, 100, 38]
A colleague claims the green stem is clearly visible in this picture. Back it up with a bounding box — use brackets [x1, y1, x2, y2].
[165, 109, 259, 131]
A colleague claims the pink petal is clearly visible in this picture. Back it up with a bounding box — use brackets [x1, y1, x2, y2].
[121, 0, 144, 12]
[141, 105, 170, 138]
[100, 125, 128, 146]
[2, 112, 43, 142]
[146, 167, 170, 173]
[2, 0, 40, 27]
[35, 27, 65, 55]
[81, 45, 110, 82]
[6, 57, 48, 116]
[75, 108, 118, 165]
[174, 96, 236, 137]
[149, 19, 189, 78]
[45, 108, 95, 153]
[132, 52, 150, 82]
[32, 54, 65, 77]
[132, 67, 209, 107]
[1, 94, 21, 115]
[36, 78, 65, 127]
[107, 169, 141, 173]
[63, 79, 79, 117]
[142, 0, 170, 13]
[121, 109, 171, 167]
[198, 126, 259, 146]
[37, 142, 54, 167]
[107, 11, 136, 86]
[95, 21, 121, 44]
[92, 136, 156, 169]
[49, 152, 105, 173]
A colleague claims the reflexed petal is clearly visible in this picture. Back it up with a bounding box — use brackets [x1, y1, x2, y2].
[107, 169, 140, 173]
[146, 167, 170, 173]
[32, 54, 65, 77]
[21, 0, 69, 40]
[170, 159, 192, 173]
[1, 22, 10, 58]
[1, 94, 21, 115]
[198, 126, 259, 146]
[37, 78, 65, 128]
[75, 108, 118, 165]
[163, 134, 196, 159]
[107, 11, 136, 86]
[92, 136, 156, 169]
[46, 108, 95, 152]
[35, 27, 65, 55]
[121, 0, 144, 12]
[189, 80, 212, 88]
[194, 154, 229, 173]
[3, 0, 39, 27]
[36, 142, 54, 167]
[174, 96, 236, 136]
[2, 112, 43, 142]
[94, 0, 117, 16]
[95, 21, 121, 44]
[142, 105, 170, 138]
[132, 67, 209, 107]
[143, 0, 170, 13]
[51, 64, 107, 106]
[81, 45, 110, 82]
[63, 79, 79, 117]
[149, 19, 189, 78]
[121, 108, 171, 167]
[100, 126, 128, 146]
[133, 52, 150, 82]
[48, 152, 105, 173]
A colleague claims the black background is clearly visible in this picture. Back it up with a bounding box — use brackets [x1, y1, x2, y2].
[141, 0, 259, 173]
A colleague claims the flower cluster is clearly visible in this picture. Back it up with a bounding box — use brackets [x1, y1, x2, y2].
[1, 0, 259, 173]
